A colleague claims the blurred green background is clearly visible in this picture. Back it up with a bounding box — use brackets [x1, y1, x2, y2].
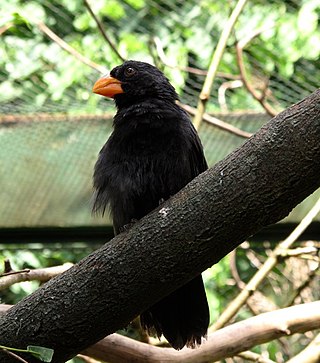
[1, 0, 320, 230]
[0, 1, 319, 362]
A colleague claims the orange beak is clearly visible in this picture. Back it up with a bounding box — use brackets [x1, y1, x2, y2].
[92, 75, 124, 98]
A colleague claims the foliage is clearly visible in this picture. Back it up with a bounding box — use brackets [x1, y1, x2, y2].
[0, 245, 94, 304]
[0, 344, 54, 362]
[0, 0, 319, 114]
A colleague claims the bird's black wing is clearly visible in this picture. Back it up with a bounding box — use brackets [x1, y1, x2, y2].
[140, 108, 210, 350]
[181, 108, 208, 178]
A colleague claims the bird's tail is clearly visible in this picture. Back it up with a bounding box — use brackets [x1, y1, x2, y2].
[140, 275, 209, 350]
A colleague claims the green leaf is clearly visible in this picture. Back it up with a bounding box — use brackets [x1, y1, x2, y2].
[27, 346, 54, 362]
[298, 2, 318, 35]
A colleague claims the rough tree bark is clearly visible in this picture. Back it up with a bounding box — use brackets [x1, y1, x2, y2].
[0, 90, 319, 363]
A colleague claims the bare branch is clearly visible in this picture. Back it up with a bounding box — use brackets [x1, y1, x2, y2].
[211, 196, 320, 331]
[1, 302, 319, 363]
[36, 21, 107, 74]
[235, 26, 278, 117]
[286, 333, 320, 363]
[236, 350, 276, 363]
[1, 269, 30, 277]
[153, 37, 208, 76]
[229, 248, 278, 316]
[179, 102, 252, 138]
[153, 37, 241, 80]
[285, 268, 319, 307]
[83, 301, 320, 363]
[0, 113, 114, 124]
[77, 354, 101, 363]
[0, 263, 73, 291]
[83, 0, 125, 62]
[193, 0, 249, 130]
[278, 246, 318, 257]
[218, 80, 243, 111]
[237, 25, 274, 50]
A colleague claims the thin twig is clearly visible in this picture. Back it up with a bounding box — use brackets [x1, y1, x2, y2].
[83, 0, 125, 62]
[218, 80, 243, 111]
[229, 249, 245, 289]
[77, 354, 101, 363]
[153, 37, 208, 76]
[3, 259, 12, 273]
[193, 0, 249, 130]
[278, 246, 318, 257]
[237, 350, 276, 363]
[286, 333, 320, 363]
[285, 269, 318, 307]
[211, 196, 320, 331]
[229, 249, 278, 316]
[0, 269, 30, 277]
[179, 102, 252, 138]
[36, 21, 107, 74]
[0, 263, 73, 291]
[235, 26, 278, 117]
[153, 36, 241, 80]
[0, 113, 114, 124]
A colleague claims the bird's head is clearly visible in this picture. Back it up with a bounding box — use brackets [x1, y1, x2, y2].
[92, 60, 178, 108]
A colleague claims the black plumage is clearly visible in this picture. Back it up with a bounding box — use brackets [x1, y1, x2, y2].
[92, 60, 209, 349]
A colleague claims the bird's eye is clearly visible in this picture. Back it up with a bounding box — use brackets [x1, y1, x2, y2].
[124, 67, 136, 77]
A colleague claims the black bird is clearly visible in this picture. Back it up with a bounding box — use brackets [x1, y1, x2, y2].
[92, 60, 209, 350]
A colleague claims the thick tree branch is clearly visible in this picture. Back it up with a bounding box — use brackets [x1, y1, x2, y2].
[0, 90, 319, 363]
[1, 302, 319, 363]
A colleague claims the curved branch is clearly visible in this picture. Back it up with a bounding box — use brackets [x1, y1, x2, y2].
[153, 37, 208, 76]
[212, 195, 320, 331]
[83, 302, 320, 363]
[235, 26, 278, 117]
[193, 0, 249, 129]
[286, 333, 320, 363]
[1, 302, 319, 363]
[36, 21, 106, 74]
[83, 0, 125, 62]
